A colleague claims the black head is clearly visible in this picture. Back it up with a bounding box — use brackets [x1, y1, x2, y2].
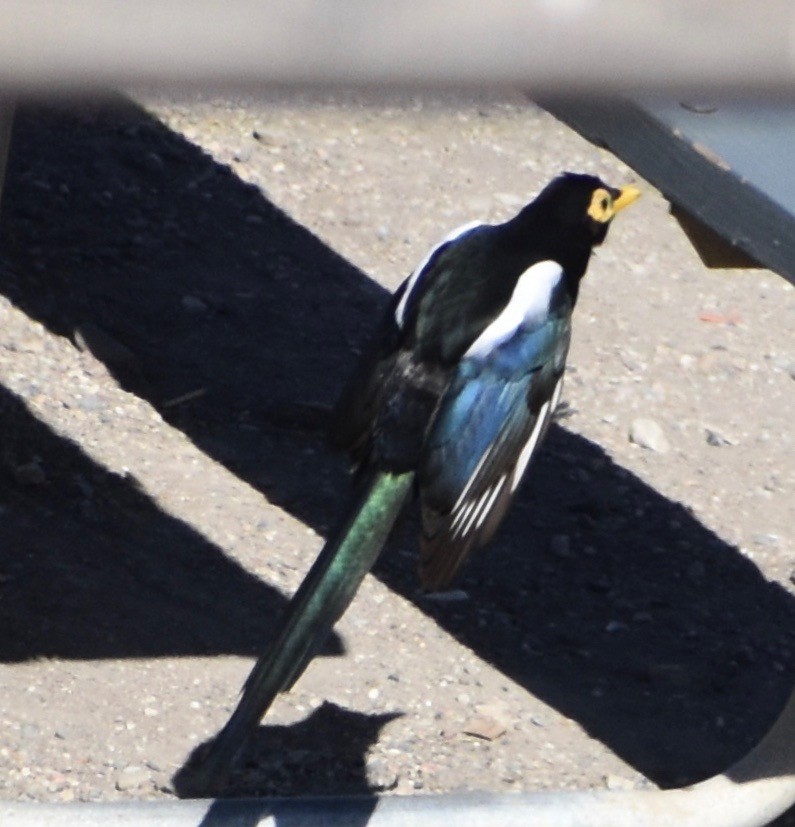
[531, 172, 641, 247]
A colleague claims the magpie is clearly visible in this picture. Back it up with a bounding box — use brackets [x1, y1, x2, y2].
[192, 172, 640, 785]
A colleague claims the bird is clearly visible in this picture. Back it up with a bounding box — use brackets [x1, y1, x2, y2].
[191, 172, 640, 786]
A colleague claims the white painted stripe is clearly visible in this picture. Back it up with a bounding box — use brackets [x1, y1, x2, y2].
[464, 260, 563, 359]
[510, 398, 550, 492]
[394, 220, 482, 328]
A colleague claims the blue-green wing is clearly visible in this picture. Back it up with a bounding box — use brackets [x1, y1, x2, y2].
[418, 315, 570, 588]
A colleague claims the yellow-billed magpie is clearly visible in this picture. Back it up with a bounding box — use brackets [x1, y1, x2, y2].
[193, 172, 640, 784]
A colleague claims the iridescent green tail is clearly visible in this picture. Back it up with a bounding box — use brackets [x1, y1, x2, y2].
[192, 470, 414, 788]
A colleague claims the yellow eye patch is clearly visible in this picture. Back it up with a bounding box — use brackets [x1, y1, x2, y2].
[588, 184, 642, 223]
[587, 187, 615, 223]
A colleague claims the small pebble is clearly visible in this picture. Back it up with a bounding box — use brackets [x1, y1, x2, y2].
[629, 418, 670, 453]
[115, 766, 150, 791]
[181, 295, 208, 313]
[13, 462, 46, 486]
[605, 773, 636, 791]
[705, 428, 733, 447]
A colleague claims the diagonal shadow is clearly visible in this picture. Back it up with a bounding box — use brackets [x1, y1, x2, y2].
[384, 425, 795, 788]
[0, 380, 346, 661]
[0, 97, 792, 791]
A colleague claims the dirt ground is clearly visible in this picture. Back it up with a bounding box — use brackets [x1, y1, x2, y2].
[0, 89, 792, 815]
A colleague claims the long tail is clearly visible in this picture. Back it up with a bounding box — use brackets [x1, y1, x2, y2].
[190, 469, 414, 789]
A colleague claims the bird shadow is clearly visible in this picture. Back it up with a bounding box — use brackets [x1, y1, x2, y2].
[0, 96, 792, 795]
[175, 702, 399, 802]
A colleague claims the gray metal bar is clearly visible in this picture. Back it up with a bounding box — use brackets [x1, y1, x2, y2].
[0, 1, 794, 90]
[1, 686, 793, 827]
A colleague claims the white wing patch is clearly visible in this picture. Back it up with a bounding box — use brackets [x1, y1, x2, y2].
[474, 475, 507, 530]
[511, 400, 550, 493]
[510, 376, 563, 492]
[451, 475, 507, 540]
[464, 260, 563, 359]
[448, 375, 564, 542]
[452, 449, 489, 511]
[394, 220, 482, 328]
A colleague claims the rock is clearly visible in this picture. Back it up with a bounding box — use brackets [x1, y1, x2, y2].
[705, 428, 733, 447]
[605, 773, 636, 791]
[629, 418, 670, 453]
[366, 758, 399, 791]
[462, 715, 507, 741]
[233, 146, 253, 164]
[461, 700, 512, 742]
[181, 295, 208, 313]
[13, 461, 46, 486]
[115, 765, 150, 791]
[753, 533, 779, 548]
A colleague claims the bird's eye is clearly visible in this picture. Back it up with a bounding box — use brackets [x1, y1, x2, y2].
[588, 188, 616, 222]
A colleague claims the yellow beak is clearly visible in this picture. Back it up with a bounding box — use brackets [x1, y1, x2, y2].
[613, 185, 642, 213]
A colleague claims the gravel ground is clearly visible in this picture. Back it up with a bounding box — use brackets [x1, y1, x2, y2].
[0, 89, 792, 812]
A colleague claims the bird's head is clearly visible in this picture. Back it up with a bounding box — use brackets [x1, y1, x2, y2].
[534, 172, 641, 247]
